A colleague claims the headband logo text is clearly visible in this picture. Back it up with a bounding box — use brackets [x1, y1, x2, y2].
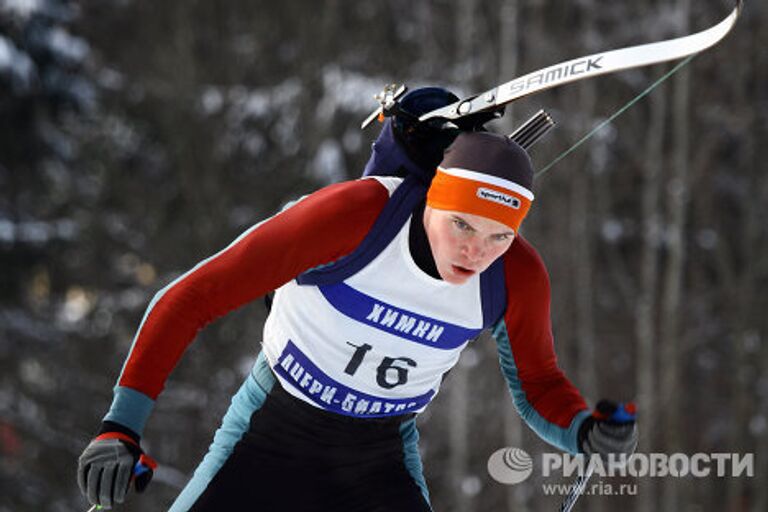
[477, 188, 521, 209]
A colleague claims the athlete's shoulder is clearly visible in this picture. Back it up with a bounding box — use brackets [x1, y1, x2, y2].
[301, 177, 398, 220]
[504, 235, 546, 271]
[502, 235, 550, 291]
[278, 178, 390, 230]
[362, 175, 404, 196]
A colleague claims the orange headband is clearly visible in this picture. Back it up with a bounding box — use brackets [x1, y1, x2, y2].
[426, 167, 534, 233]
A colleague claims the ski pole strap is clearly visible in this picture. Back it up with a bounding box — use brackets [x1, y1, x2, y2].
[94, 431, 140, 447]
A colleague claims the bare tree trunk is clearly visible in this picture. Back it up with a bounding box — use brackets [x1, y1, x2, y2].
[751, 31, 768, 512]
[571, 130, 598, 406]
[503, 401, 530, 512]
[448, 2, 478, 510]
[723, 11, 763, 509]
[660, 1, 690, 509]
[449, 360, 472, 512]
[497, 5, 530, 510]
[168, 0, 223, 251]
[497, 0, 520, 134]
[569, 5, 600, 509]
[757, 323, 768, 512]
[572, 0, 598, 411]
[456, 0, 480, 88]
[635, 76, 666, 512]
[417, 0, 440, 75]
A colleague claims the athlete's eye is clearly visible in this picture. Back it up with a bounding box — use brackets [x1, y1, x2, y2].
[453, 219, 471, 231]
[492, 233, 511, 242]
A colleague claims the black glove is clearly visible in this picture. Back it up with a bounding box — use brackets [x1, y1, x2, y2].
[391, 87, 503, 172]
[77, 421, 157, 509]
[578, 400, 638, 459]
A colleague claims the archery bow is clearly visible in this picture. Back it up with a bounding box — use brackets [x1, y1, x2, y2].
[418, 0, 743, 124]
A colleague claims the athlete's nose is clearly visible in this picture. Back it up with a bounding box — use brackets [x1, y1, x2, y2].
[462, 237, 485, 263]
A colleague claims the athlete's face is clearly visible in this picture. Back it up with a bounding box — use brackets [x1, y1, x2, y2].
[422, 207, 515, 285]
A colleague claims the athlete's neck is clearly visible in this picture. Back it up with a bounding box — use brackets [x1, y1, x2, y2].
[409, 202, 441, 280]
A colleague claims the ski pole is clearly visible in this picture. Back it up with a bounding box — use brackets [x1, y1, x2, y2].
[558, 464, 594, 512]
[558, 402, 637, 512]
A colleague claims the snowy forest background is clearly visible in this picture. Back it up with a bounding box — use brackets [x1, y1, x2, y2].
[1, 0, 766, 511]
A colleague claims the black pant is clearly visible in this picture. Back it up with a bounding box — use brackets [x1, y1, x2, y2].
[189, 383, 432, 512]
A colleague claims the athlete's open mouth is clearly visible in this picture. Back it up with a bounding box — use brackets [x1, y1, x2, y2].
[452, 265, 475, 277]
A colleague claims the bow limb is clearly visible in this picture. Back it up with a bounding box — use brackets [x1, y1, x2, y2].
[420, 0, 743, 123]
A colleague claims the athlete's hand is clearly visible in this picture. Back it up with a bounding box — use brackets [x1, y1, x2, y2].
[578, 400, 638, 459]
[77, 423, 157, 509]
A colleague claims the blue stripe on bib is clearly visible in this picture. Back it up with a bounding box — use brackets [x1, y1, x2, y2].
[318, 282, 480, 350]
[276, 341, 434, 418]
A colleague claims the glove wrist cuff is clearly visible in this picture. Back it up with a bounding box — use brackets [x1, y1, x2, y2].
[95, 431, 140, 449]
[577, 416, 595, 453]
[98, 420, 140, 444]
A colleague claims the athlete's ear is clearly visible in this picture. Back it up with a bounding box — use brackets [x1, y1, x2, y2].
[422, 206, 433, 231]
[421, 206, 441, 247]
